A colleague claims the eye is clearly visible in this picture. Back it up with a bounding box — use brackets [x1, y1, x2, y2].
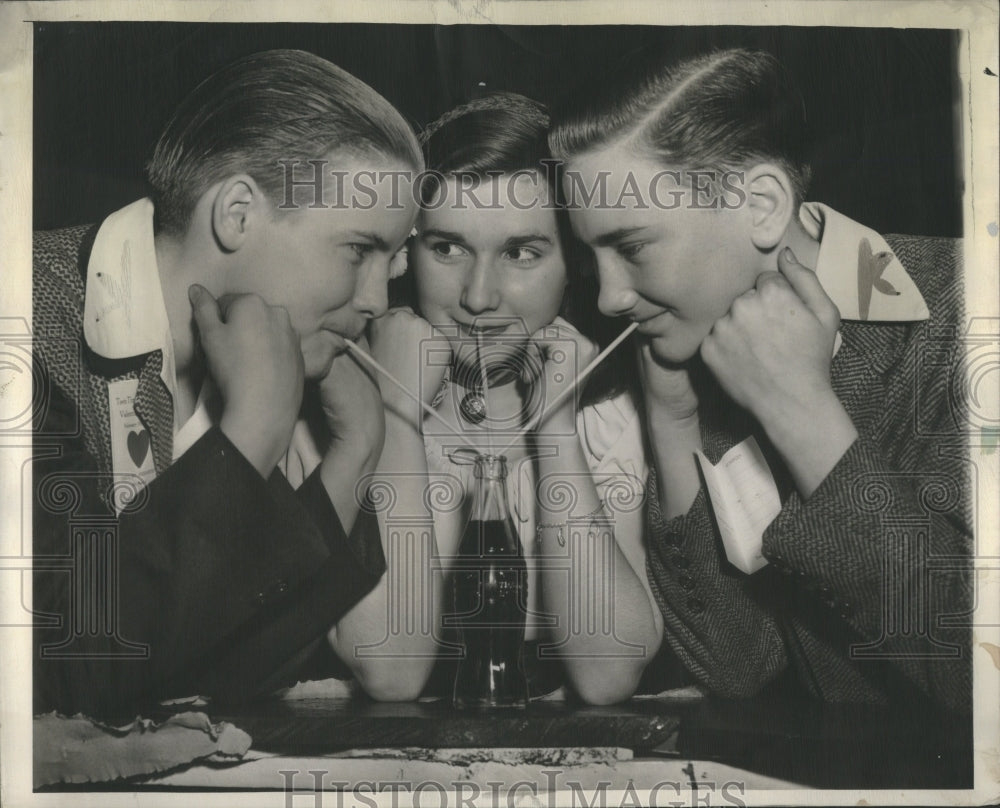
[618, 242, 646, 263]
[347, 243, 375, 264]
[431, 241, 469, 261]
[502, 246, 542, 265]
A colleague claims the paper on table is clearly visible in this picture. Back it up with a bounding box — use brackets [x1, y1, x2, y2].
[695, 436, 780, 574]
[33, 711, 251, 787]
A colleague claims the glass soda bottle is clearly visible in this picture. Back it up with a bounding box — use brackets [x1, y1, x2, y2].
[451, 453, 529, 708]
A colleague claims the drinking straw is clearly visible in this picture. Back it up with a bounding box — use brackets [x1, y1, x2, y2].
[343, 339, 473, 447]
[498, 321, 639, 454]
[475, 331, 496, 457]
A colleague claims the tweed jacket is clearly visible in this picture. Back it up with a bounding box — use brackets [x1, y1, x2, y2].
[645, 233, 972, 714]
[32, 223, 385, 718]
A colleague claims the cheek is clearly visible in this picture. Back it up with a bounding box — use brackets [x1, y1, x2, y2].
[517, 262, 567, 324]
[414, 265, 459, 318]
[316, 265, 357, 309]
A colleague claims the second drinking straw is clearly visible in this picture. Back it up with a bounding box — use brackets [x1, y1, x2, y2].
[499, 321, 639, 454]
[475, 330, 496, 457]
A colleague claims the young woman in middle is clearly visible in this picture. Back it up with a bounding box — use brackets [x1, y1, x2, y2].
[328, 94, 663, 704]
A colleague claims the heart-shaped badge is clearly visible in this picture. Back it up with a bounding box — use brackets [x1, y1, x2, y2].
[127, 428, 151, 467]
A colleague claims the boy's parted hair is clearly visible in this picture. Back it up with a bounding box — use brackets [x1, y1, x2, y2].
[550, 48, 812, 201]
[146, 49, 423, 235]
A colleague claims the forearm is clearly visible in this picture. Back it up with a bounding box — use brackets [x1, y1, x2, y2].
[329, 414, 442, 700]
[536, 434, 661, 703]
[755, 388, 858, 499]
[220, 408, 294, 478]
[319, 431, 383, 535]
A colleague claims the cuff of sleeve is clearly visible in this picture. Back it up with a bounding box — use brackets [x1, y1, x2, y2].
[761, 437, 891, 617]
[763, 437, 876, 566]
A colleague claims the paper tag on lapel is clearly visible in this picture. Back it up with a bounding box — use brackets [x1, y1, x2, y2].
[108, 378, 157, 511]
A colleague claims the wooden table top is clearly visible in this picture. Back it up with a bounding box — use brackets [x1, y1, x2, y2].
[189, 690, 972, 791]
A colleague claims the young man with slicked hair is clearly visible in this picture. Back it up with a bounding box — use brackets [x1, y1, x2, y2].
[32, 49, 421, 717]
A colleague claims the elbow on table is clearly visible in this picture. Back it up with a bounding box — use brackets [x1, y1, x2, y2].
[352, 661, 430, 702]
[567, 662, 645, 706]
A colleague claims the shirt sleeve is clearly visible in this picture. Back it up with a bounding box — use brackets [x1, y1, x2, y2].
[576, 393, 647, 492]
[576, 394, 654, 592]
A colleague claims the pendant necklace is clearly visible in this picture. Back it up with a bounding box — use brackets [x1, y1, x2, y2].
[450, 361, 520, 425]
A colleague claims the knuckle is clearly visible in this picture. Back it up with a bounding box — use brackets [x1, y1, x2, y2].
[730, 294, 750, 316]
[757, 269, 783, 284]
[757, 274, 785, 296]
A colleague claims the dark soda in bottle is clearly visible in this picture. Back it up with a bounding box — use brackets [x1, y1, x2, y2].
[450, 453, 529, 708]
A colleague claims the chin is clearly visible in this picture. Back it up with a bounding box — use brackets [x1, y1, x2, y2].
[302, 333, 348, 379]
[648, 333, 699, 365]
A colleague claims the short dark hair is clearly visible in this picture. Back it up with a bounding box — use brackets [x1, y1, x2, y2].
[418, 92, 555, 203]
[402, 92, 632, 406]
[550, 48, 812, 202]
[146, 49, 422, 235]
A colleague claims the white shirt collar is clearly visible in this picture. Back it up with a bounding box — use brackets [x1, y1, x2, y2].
[799, 202, 930, 322]
[83, 198, 173, 359]
[83, 198, 210, 453]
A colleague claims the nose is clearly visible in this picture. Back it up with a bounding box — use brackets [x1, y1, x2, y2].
[353, 257, 389, 319]
[460, 257, 500, 315]
[596, 257, 639, 318]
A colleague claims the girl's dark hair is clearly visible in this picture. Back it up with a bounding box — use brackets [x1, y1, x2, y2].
[396, 92, 634, 407]
[550, 48, 811, 202]
[146, 49, 423, 235]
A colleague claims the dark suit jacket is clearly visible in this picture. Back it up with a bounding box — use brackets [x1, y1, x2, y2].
[32, 223, 385, 719]
[645, 234, 972, 714]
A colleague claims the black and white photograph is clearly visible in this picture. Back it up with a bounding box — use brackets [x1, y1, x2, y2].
[1, 1, 998, 805]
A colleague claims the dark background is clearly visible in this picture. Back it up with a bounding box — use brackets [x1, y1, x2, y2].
[33, 23, 962, 236]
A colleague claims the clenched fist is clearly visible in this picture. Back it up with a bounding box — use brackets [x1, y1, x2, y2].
[368, 307, 449, 430]
[699, 248, 857, 497]
[189, 284, 303, 477]
[700, 247, 840, 427]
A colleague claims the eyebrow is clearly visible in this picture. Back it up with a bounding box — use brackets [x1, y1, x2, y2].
[420, 229, 554, 248]
[592, 226, 648, 248]
[503, 234, 554, 249]
[419, 228, 466, 243]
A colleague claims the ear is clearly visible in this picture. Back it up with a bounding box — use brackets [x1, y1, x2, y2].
[745, 163, 796, 251]
[210, 175, 259, 252]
